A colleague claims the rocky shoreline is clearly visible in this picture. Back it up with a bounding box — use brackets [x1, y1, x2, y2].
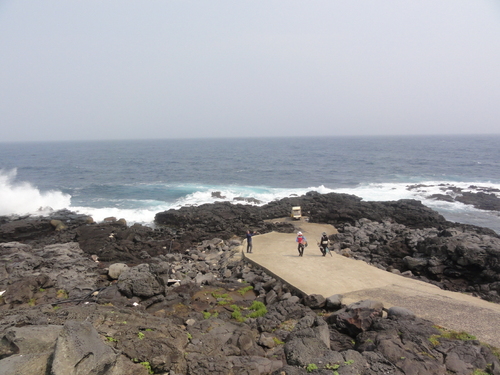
[1, 192, 500, 374]
[406, 183, 500, 212]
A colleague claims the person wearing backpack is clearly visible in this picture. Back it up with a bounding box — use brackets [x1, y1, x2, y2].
[296, 231, 307, 257]
[319, 232, 330, 256]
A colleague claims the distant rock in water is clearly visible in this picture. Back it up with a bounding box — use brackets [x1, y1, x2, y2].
[211, 191, 226, 199]
[408, 183, 500, 212]
[455, 192, 500, 211]
[233, 197, 262, 204]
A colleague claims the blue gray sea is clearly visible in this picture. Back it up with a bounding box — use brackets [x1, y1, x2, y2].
[1, 135, 499, 233]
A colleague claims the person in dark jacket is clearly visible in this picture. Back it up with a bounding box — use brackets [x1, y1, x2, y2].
[246, 230, 258, 253]
[319, 232, 329, 256]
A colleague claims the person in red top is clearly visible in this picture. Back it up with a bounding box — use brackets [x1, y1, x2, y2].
[296, 231, 307, 257]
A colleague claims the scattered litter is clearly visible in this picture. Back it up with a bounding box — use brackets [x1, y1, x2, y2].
[133, 302, 139, 306]
[0, 290, 5, 296]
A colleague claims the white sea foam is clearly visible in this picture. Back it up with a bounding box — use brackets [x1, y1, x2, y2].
[336, 181, 500, 232]
[68, 206, 166, 225]
[336, 180, 500, 208]
[0, 169, 71, 216]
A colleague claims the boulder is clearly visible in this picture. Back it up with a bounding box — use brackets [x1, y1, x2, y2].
[325, 294, 343, 311]
[51, 321, 118, 375]
[403, 256, 428, 271]
[50, 219, 66, 231]
[110, 355, 150, 375]
[284, 336, 343, 367]
[3, 325, 63, 355]
[0, 352, 53, 375]
[0, 242, 98, 306]
[331, 300, 384, 336]
[387, 306, 416, 319]
[108, 263, 129, 280]
[303, 294, 326, 309]
[117, 264, 165, 298]
[0, 218, 53, 242]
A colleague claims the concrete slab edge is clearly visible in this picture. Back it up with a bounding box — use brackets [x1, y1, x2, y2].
[242, 251, 308, 299]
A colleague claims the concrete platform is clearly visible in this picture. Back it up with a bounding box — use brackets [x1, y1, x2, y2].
[244, 218, 500, 348]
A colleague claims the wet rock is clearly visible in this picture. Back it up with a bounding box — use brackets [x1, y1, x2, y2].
[455, 192, 500, 211]
[211, 191, 226, 199]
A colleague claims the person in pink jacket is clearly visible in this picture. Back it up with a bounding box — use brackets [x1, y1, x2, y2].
[296, 231, 307, 257]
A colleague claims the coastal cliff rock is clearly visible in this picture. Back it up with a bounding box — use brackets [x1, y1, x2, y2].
[334, 218, 500, 302]
[2, 193, 500, 374]
[408, 183, 500, 212]
[154, 192, 448, 246]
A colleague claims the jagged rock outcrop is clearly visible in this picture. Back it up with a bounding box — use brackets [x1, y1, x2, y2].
[1, 193, 500, 375]
[334, 218, 500, 302]
[154, 193, 450, 244]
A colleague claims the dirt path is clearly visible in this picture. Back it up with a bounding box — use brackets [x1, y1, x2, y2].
[244, 218, 500, 347]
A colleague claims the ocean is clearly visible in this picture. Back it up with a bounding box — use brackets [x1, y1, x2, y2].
[1, 135, 500, 233]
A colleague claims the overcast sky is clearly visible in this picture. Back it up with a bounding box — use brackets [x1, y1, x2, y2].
[1, 1, 499, 142]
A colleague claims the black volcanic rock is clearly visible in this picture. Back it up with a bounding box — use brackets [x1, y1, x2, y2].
[0, 218, 53, 242]
[155, 192, 449, 246]
[455, 192, 500, 211]
[2, 198, 500, 374]
[0, 210, 91, 244]
[335, 218, 500, 302]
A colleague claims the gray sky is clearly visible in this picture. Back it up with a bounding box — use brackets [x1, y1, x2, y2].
[1, 1, 500, 142]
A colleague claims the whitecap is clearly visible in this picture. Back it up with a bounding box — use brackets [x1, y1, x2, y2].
[0, 169, 71, 216]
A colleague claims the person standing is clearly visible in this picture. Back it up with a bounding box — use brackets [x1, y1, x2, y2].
[319, 232, 330, 256]
[296, 231, 307, 257]
[246, 230, 258, 253]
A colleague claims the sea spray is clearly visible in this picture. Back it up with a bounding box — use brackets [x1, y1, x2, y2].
[0, 169, 71, 216]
